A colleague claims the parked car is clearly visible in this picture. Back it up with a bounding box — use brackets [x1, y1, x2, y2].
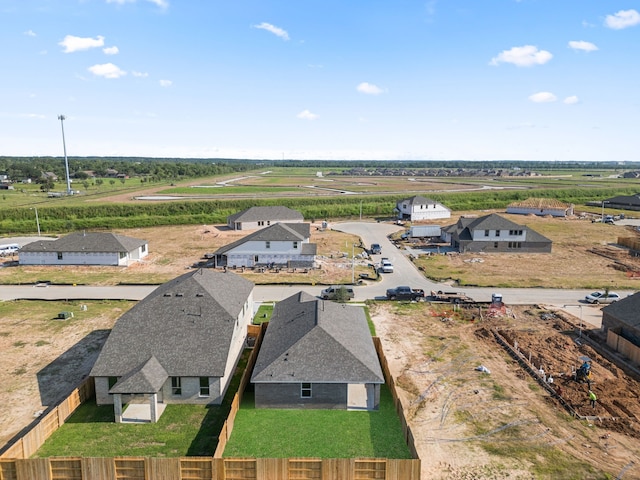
[386, 286, 425, 301]
[320, 285, 355, 301]
[585, 291, 620, 304]
[370, 243, 382, 255]
[380, 258, 394, 273]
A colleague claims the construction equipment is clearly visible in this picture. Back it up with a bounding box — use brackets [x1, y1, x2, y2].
[574, 359, 592, 386]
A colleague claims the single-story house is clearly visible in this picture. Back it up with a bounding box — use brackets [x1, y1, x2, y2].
[442, 213, 552, 253]
[213, 222, 316, 268]
[396, 195, 451, 222]
[506, 197, 574, 217]
[19, 232, 149, 266]
[90, 269, 254, 423]
[603, 194, 640, 212]
[251, 291, 384, 410]
[602, 293, 640, 347]
[227, 206, 304, 231]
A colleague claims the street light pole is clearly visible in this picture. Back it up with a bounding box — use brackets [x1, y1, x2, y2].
[31, 207, 40, 236]
[58, 115, 72, 196]
[352, 243, 355, 285]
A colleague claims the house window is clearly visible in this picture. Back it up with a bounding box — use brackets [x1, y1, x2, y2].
[267, 221, 271, 225]
[494, 242, 499, 249]
[57, 252, 63, 260]
[301, 383, 312, 398]
[293, 241, 298, 249]
[171, 377, 182, 396]
[199, 377, 210, 397]
[119, 252, 126, 259]
[509, 229, 523, 236]
[265, 241, 271, 249]
[258, 221, 264, 226]
[495, 230, 500, 237]
[108, 377, 118, 389]
[484, 230, 489, 237]
[142, 244, 147, 252]
[509, 242, 522, 249]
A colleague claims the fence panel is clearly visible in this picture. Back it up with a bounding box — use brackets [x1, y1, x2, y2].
[82, 457, 115, 480]
[0, 460, 18, 480]
[114, 458, 146, 480]
[288, 458, 321, 480]
[15, 458, 49, 480]
[145, 457, 180, 480]
[224, 458, 256, 480]
[180, 457, 214, 480]
[50, 457, 83, 480]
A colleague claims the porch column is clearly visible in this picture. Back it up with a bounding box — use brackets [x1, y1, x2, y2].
[113, 394, 123, 423]
[149, 393, 158, 423]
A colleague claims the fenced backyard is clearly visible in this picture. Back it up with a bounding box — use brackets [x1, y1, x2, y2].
[0, 325, 421, 479]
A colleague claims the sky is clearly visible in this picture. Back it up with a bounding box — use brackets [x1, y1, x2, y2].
[1, 1, 640, 162]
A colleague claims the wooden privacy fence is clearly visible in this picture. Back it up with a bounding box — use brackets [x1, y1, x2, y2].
[607, 328, 640, 365]
[0, 456, 421, 480]
[0, 325, 421, 480]
[0, 377, 94, 460]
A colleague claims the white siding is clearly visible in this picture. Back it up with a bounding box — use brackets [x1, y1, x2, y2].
[471, 228, 527, 242]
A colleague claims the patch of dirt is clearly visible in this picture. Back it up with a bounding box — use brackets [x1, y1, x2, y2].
[371, 302, 640, 479]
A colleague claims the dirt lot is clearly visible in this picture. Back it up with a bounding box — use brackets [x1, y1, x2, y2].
[371, 301, 640, 479]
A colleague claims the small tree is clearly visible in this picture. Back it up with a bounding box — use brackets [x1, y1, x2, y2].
[334, 286, 351, 303]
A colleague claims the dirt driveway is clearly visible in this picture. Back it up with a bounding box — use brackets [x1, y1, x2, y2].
[371, 301, 640, 479]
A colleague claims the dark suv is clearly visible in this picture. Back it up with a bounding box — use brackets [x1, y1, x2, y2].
[370, 243, 382, 255]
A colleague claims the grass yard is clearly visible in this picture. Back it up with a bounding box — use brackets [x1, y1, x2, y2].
[34, 350, 251, 458]
[222, 387, 411, 459]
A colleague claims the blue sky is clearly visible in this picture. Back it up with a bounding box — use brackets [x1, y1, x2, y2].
[2, 1, 639, 161]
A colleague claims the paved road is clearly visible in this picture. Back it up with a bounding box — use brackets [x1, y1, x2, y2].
[1, 221, 630, 329]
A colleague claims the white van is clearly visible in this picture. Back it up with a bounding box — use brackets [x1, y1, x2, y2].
[0, 243, 20, 256]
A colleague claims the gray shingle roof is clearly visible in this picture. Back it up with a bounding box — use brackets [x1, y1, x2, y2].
[448, 213, 551, 243]
[602, 292, 640, 329]
[251, 291, 384, 384]
[90, 269, 254, 379]
[109, 356, 168, 394]
[20, 232, 147, 253]
[215, 223, 311, 255]
[398, 195, 437, 206]
[228, 206, 303, 224]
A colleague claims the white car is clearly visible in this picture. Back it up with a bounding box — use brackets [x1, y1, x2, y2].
[585, 291, 620, 304]
[380, 258, 394, 273]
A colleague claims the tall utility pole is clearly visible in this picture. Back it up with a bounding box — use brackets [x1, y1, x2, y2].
[58, 115, 73, 195]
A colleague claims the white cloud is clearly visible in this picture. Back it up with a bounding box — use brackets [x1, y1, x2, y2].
[103, 46, 119, 55]
[88, 63, 126, 79]
[253, 22, 289, 40]
[489, 45, 552, 67]
[564, 96, 579, 105]
[59, 35, 105, 53]
[297, 109, 318, 120]
[24, 30, 36, 37]
[356, 82, 384, 95]
[106, 0, 169, 8]
[568, 40, 598, 52]
[528, 92, 557, 103]
[159, 79, 172, 87]
[605, 9, 640, 30]
[132, 71, 149, 77]
[20, 113, 45, 119]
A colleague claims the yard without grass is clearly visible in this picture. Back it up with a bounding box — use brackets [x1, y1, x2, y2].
[33, 350, 251, 458]
[222, 387, 411, 459]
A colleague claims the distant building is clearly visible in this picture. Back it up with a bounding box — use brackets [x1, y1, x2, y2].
[227, 206, 304, 231]
[506, 198, 574, 217]
[604, 194, 640, 212]
[19, 232, 148, 266]
[396, 196, 451, 222]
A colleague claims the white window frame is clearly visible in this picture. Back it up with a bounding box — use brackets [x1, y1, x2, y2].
[301, 382, 312, 398]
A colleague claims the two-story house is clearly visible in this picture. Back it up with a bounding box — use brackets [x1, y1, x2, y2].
[396, 195, 451, 222]
[443, 213, 552, 253]
[213, 223, 316, 268]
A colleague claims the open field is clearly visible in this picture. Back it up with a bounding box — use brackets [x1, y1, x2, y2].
[371, 301, 640, 479]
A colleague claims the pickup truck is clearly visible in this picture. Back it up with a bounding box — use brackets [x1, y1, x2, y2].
[429, 290, 474, 304]
[386, 286, 425, 301]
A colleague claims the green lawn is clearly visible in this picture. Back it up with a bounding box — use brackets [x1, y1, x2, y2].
[34, 350, 251, 458]
[222, 387, 411, 459]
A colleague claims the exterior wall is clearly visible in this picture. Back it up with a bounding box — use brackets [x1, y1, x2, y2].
[471, 228, 527, 242]
[397, 202, 451, 221]
[161, 377, 222, 405]
[230, 218, 304, 230]
[506, 206, 571, 217]
[458, 239, 551, 253]
[225, 240, 311, 267]
[20, 251, 121, 266]
[602, 312, 640, 346]
[254, 382, 347, 409]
